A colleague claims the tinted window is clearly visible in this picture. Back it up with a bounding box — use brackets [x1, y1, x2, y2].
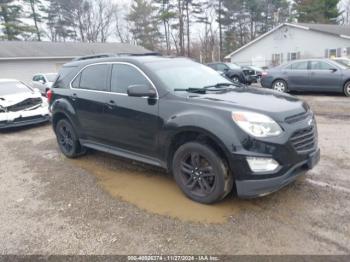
[111, 64, 149, 94]
[310, 61, 333, 70]
[291, 61, 308, 70]
[0, 81, 32, 95]
[80, 64, 109, 91]
[217, 64, 228, 71]
[33, 75, 40, 81]
[207, 64, 217, 70]
[71, 74, 81, 88]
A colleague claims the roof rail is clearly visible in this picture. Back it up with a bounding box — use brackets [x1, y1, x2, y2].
[72, 52, 161, 61]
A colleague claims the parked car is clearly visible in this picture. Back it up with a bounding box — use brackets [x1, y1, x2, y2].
[261, 59, 350, 96]
[0, 79, 50, 129]
[332, 57, 350, 68]
[242, 65, 263, 81]
[207, 62, 257, 85]
[32, 73, 58, 95]
[49, 55, 320, 204]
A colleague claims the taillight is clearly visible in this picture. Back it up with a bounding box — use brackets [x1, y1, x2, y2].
[261, 71, 268, 77]
[46, 89, 53, 103]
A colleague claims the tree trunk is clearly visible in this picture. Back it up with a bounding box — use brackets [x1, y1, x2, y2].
[186, 0, 190, 57]
[30, 0, 41, 41]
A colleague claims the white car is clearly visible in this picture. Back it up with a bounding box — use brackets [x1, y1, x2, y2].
[0, 79, 50, 129]
[32, 73, 58, 95]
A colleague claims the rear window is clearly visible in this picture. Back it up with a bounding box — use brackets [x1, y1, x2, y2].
[0, 81, 32, 96]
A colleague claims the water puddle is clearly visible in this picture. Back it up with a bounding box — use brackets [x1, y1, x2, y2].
[71, 153, 242, 224]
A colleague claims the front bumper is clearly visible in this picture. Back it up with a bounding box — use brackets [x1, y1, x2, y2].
[0, 106, 50, 129]
[236, 148, 320, 198]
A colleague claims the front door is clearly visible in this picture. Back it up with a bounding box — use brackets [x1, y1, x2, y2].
[309, 61, 342, 91]
[103, 63, 160, 157]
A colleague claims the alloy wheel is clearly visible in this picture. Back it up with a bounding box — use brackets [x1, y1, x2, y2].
[57, 124, 74, 154]
[179, 152, 216, 197]
[273, 81, 286, 92]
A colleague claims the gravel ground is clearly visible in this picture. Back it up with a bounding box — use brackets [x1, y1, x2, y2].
[0, 92, 349, 255]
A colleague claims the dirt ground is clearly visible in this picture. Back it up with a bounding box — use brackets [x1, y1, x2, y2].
[0, 92, 349, 255]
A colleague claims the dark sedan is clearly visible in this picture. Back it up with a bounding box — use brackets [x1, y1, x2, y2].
[207, 62, 257, 85]
[261, 59, 350, 96]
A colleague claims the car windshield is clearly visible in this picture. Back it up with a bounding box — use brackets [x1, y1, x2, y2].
[45, 73, 58, 82]
[0, 81, 32, 96]
[226, 63, 241, 70]
[147, 59, 232, 91]
[334, 59, 350, 68]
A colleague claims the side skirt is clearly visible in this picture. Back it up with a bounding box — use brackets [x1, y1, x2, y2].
[80, 139, 166, 169]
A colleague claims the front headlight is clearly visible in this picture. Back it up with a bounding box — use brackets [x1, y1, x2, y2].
[232, 111, 282, 138]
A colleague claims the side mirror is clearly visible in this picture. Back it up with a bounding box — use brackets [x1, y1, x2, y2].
[223, 68, 229, 72]
[330, 68, 338, 72]
[127, 84, 157, 98]
[39, 79, 45, 84]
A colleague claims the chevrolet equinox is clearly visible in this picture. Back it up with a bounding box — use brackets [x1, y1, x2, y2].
[49, 55, 320, 204]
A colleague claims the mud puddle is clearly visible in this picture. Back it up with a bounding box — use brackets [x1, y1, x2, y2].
[71, 153, 243, 224]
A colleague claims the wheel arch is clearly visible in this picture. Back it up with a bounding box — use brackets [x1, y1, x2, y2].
[165, 126, 233, 175]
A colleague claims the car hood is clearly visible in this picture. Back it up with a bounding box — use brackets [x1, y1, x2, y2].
[190, 87, 308, 121]
[0, 92, 42, 108]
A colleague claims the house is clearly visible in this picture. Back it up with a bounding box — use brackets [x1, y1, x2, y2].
[0, 41, 149, 83]
[225, 23, 350, 68]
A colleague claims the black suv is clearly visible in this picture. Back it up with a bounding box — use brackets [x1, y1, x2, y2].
[49, 55, 320, 204]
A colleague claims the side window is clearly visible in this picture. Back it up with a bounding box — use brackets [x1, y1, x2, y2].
[33, 75, 39, 81]
[291, 61, 308, 70]
[111, 64, 150, 94]
[39, 76, 46, 83]
[71, 74, 81, 88]
[310, 61, 333, 70]
[79, 64, 109, 91]
[216, 64, 228, 71]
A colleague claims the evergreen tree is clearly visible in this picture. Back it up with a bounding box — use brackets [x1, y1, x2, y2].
[294, 0, 341, 24]
[24, 0, 44, 41]
[128, 0, 161, 50]
[0, 0, 32, 40]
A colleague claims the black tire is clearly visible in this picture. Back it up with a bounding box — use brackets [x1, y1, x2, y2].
[172, 142, 233, 204]
[55, 119, 85, 158]
[231, 75, 240, 84]
[344, 81, 350, 97]
[272, 79, 288, 93]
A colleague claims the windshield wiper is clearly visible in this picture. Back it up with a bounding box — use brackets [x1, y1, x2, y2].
[174, 87, 207, 94]
[174, 83, 238, 94]
[203, 82, 236, 89]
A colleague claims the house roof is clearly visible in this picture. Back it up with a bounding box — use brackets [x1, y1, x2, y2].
[225, 23, 350, 59]
[0, 41, 150, 60]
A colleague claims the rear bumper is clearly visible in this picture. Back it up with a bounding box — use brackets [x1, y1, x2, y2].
[236, 149, 320, 198]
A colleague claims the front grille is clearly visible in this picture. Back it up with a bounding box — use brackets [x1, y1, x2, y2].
[285, 111, 310, 124]
[7, 98, 42, 112]
[290, 125, 317, 153]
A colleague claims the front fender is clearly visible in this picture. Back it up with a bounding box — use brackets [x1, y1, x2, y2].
[159, 109, 240, 168]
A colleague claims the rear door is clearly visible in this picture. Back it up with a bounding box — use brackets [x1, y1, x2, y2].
[71, 63, 111, 143]
[309, 61, 342, 91]
[285, 61, 310, 90]
[103, 63, 160, 157]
